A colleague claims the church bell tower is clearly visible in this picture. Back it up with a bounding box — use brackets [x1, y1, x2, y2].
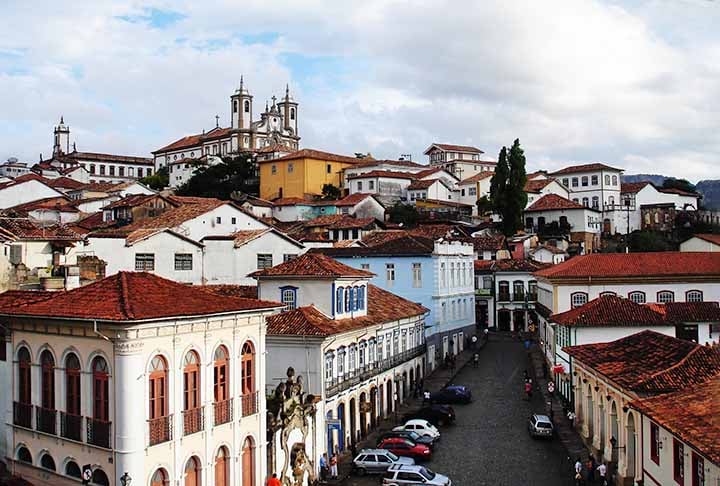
[53, 116, 70, 156]
[230, 76, 253, 130]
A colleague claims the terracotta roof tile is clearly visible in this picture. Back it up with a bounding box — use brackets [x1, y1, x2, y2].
[0, 272, 282, 321]
[261, 148, 363, 165]
[620, 182, 651, 194]
[101, 194, 170, 210]
[353, 159, 426, 169]
[361, 230, 411, 247]
[5, 196, 79, 214]
[526, 194, 589, 212]
[524, 179, 555, 193]
[200, 284, 259, 299]
[407, 179, 438, 190]
[0, 217, 83, 241]
[408, 224, 470, 239]
[425, 143, 483, 154]
[646, 301, 720, 323]
[549, 163, 623, 175]
[266, 284, 427, 336]
[68, 151, 153, 166]
[250, 253, 374, 278]
[45, 176, 87, 190]
[327, 216, 379, 230]
[551, 295, 668, 327]
[472, 258, 549, 273]
[303, 214, 347, 228]
[416, 198, 472, 208]
[415, 167, 449, 179]
[272, 197, 313, 206]
[563, 330, 720, 394]
[658, 187, 700, 197]
[630, 373, 720, 464]
[459, 171, 494, 185]
[534, 252, 720, 279]
[333, 193, 378, 207]
[346, 170, 416, 180]
[316, 234, 435, 257]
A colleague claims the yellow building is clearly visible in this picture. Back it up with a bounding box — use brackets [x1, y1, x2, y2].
[259, 148, 361, 200]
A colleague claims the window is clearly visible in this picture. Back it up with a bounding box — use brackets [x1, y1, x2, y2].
[231, 217, 237, 224]
[581, 176, 588, 187]
[657, 291, 675, 303]
[357, 181, 363, 191]
[440, 263, 446, 287]
[92, 357, 109, 423]
[183, 351, 201, 435]
[16, 447, 31, 464]
[149, 355, 168, 442]
[369, 180, 375, 190]
[650, 422, 660, 464]
[628, 291, 646, 304]
[40, 350, 55, 416]
[571, 177, 578, 187]
[135, 253, 155, 271]
[288, 163, 294, 173]
[348, 345, 356, 372]
[592, 196, 599, 209]
[562, 178, 569, 187]
[174, 253, 193, 271]
[213, 347, 230, 422]
[571, 292, 588, 308]
[441, 302, 447, 320]
[337, 348, 345, 375]
[582, 197, 589, 207]
[281, 287, 297, 310]
[109, 166, 115, 176]
[241, 342, 255, 414]
[66, 353, 81, 417]
[90, 164, 96, 174]
[686, 290, 703, 302]
[233, 100, 238, 113]
[412, 263, 422, 288]
[336, 287, 344, 314]
[591, 175, 598, 185]
[290, 108, 295, 120]
[138, 168, 144, 178]
[605, 175, 610, 185]
[283, 254, 297, 263]
[673, 439, 684, 483]
[271, 165, 277, 175]
[119, 167, 125, 177]
[451, 263, 456, 286]
[386, 263, 395, 286]
[40, 454, 56, 471]
[151, 469, 169, 486]
[358, 286, 365, 310]
[692, 452, 704, 486]
[99, 165, 106, 175]
[257, 254, 272, 269]
[327, 164, 332, 174]
[325, 353, 334, 381]
[612, 175, 618, 185]
[244, 100, 250, 113]
[65, 461, 81, 479]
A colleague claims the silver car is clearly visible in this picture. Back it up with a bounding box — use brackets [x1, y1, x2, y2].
[353, 449, 414, 476]
[527, 414, 554, 438]
[383, 464, 452, 486]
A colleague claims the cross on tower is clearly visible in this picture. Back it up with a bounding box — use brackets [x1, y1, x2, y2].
[215, 115, 220, 128]
[271, 95, 277, 107]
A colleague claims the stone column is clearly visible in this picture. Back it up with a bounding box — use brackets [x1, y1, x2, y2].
[113, 340, 145, 485]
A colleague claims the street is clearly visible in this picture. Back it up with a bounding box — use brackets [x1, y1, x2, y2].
[346, 338, 576, 486]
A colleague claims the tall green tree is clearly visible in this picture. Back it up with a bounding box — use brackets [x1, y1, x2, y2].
[489, 146, 509, 209]
[176, 154, 258, 199]
[139, 166, 169, 190]
[489, 140, 528, 236]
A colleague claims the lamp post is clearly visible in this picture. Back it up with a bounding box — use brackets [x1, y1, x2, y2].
[120, 472, 132, 486]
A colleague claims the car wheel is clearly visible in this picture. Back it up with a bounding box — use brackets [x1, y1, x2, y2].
[356, 467, 367, 476]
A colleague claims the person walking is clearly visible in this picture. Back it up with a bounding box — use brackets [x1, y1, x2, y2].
[423, 390, 431, 404]
[473, 353, 480, 367]
[524, 381, 533, 400]
[597, 462, 608, 486]
[267, 473, 281, 486]
[329, 454, 338, 480]
[319, 453, 328, 481]
[574, 457, 584, 486]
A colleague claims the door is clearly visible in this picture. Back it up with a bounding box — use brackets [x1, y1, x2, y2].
[215, 448, 228, 486]
[498, 310, 511, 331]
[241, 437, 255, 486]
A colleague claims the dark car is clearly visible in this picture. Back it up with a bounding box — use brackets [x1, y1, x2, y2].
[377, 429, 437, 449]
[430, 385, 472, 404]
[403, 404, 455, 426]
[378, 437, 433, 461]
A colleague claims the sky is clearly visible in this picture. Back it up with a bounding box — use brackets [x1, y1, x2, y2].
[1, 0, 719, 182]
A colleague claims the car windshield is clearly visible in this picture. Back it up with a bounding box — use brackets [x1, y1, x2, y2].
[537, 422, 553, 429]
[387, 452, 399, 461]
[419, 467, 436, 480]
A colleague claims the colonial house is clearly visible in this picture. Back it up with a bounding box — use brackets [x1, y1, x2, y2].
[100, 194, 179, 226]
[563, 331, 720, 486]
[524, 178, 570, 208]
[253, 253, 427, 482]
[269, 194, 385, 223]
[0, 271, 283, 486]
[680, 233, 720, 252]
[345, 170, 416, 203]
[530, 244, 568, 264]
[0, 158, 32, 178]
[619, 182, 702, 234]
[342, 159, 428, 187]
[0, 175, 65, 209]
[456, 172, 493, 214]
[318, 235, 475, 371]
[424, 143, 495, 180]
[5, 197, 81, 225]
[407, 178, 457, 203]
[168, 156, 223, 188]
[524, 194, 602, 253]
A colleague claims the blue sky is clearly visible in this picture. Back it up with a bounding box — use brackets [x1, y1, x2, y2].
[1, 0, 719, 181]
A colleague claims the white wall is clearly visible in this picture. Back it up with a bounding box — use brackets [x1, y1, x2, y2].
[680, 237, 720, 252]
[177, 204, 267, 241]
[525, 207, 601, 234]
[0, 180, 64, 209]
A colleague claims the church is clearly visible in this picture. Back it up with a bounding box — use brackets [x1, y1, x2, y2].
[152, 78, 300, 168]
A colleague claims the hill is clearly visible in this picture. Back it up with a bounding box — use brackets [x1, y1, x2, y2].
[696, 180, 720, 210]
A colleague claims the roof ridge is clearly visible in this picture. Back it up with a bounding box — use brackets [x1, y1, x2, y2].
[119, 272, 135, 320]
[641, 344, 702, 385]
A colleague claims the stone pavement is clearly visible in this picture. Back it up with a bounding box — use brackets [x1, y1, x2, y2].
[325, 336, 485, 483]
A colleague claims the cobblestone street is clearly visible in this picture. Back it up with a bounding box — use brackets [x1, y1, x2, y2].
[346, 337, 576, 486]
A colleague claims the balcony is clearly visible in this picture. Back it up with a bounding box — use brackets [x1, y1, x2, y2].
[326, 344, 426, 398]
[36, 406, 57, 435]
[241, 392, 259, 417]
[13, 402, 32, 428]
[182, 407, 204, 436]
[87, 418, 111, 448]
[148, 415, 172, 446]
[60, 412, 82, 442]
[214, 399, 233, 426]
[475, 288, 494, 297]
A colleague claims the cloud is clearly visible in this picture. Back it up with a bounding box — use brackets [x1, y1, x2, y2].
[0, 0, 719, 181]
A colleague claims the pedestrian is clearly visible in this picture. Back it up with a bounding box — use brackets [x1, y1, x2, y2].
[484, 327, 489, 340]
[450, 356, 456, 373]
[567, 410, 576, 427]
[319, 453, 328, 481]
[574, 457, 583, 486]
[597, 462, 608, 486]
[473, 353, 479, 367]
[586, 456, 596, 484]
[471, 335, 478, 349]
[423, 390, 431, 404]
[267, 473, 281, 486]
[329, 454, 338, 480]
[524, 381, 532, 400]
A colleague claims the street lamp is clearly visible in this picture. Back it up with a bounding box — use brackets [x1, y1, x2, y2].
[120, 472, 132, 486]
[610, 436, 625, 451]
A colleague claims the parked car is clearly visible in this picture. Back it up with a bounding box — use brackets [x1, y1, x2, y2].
[378, 437, 433, 461]
[430, 385, 472, 404]
[377, 430, 437, 449]
[403, 404, 455, 426]
[383, 464, 452, 485]
[527, 414, 554, 438]
[353, 449, 414, 476]
[393, 419, 441, 440]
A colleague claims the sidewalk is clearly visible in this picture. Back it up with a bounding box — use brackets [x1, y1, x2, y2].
[329, 337, 485, 483]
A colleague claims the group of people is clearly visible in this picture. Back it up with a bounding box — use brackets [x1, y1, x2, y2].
[574, 456, 608, 485]
[318, 452, 339, 482]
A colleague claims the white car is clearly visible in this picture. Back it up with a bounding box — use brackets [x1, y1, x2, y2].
[393, 419, 441, 440]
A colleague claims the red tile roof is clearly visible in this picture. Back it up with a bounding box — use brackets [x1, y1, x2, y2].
[6, 196, 79, 214]
[407, 179, 438, 190]
[0, 272, 282, 321]
[261, 148, 363, 165]
[353, 159, 426, 169]
[524, 179, 555, 193]
[0, 217, 83, 241]
[415, 167, 455, 180]
[266, 284, 427, 337]
[153, 127, 234, 154]
[549, 163, 623, 175]
[250, 253, 374, 278]
[317, 234, 435, 257]
[563, 330, 720, 394]
[271, 197, 313, 206]
[346, 170, 416, 180]
[0, 173, 52, 191]
[620, 181, 651, 194]
[525, 194, 589, 212]
[646, 301, 720, 323]
[45, 176, 87, 191]
[416, 198, 472, 208]
[101, 194, 174, 210]
[630, 373, 720, 464]
[658, 187, 700, 197]
[201, 284, 259, 299]
[551, 295, 668, 327]
[67, 151, 153, 166]
[689, 234, 720, 246]
[534, 252, 720, 280]
[424, 143, 483, 154]
[327, 216, 379, 230]
[473, 258, 549, 273]
[459, 171, 494, 185]
[333, 193, 378, 207]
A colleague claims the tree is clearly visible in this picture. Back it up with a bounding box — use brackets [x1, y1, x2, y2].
[388, 203, 420, 227]
[176, 154, 257, 199]
[489, 147, 509, 209]
[628, 231, 674, 252]
[488, 140, 528, 236]
[476, 195, 492, 215]
[321, 183, 342, 200]
[663, 177, 695, 194]
[139, 166, 169, 190]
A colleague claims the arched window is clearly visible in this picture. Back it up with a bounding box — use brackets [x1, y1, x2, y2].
[40, 350, 55, 410]
[91, 469, 109, 486]
[657, 291, 675, 303]
[599, 291, 616, 297]
[241, 342, 256, 416]
[612, 175, 618, 185]
[244, 100, 250, 113]
[686, 290, 703, 302]
[183, 351, 201, 435]
[17, 347, 31, 404]
[40, 453, 56, 471]
[214, 346, 231, 424]
[604, 175, 610, 185]
[357, 286, 365, 310]
[151, 469, 169, 486]
[184, 456, 201, 486]
[65, 460, 81, 478]
[581, 176, 588, 187]
[290, 108, 295, 120]
[233, 100, 238, 113]
[571, 292, 588, 308]
[215, 447, 229, 486]
[241, 437, 255, 486]
[628, 291, 646, 304]
[148, 355, 169, 445]
[16, 446, 32, 464]
[336, 287, 344, 314]
[92, 356, 109, 422]
[498, 281, 510, 300]
[345, 287, 351, 312]
[582, 197, 589, 207]
[65, 354, 81, 415]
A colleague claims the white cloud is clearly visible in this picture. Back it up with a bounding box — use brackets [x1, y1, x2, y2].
[1, 0, 719, 181]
